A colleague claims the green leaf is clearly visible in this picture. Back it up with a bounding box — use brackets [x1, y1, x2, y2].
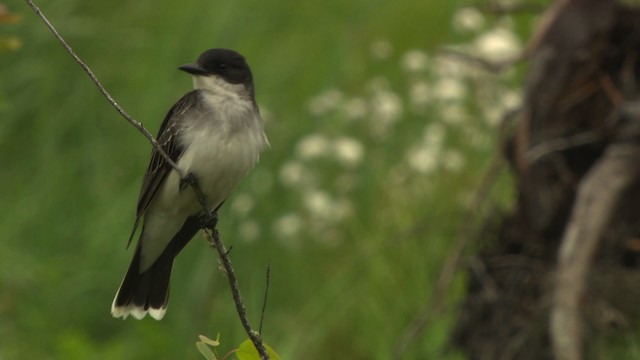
[196, 341, 218, 360]
[199, 334, 221, 347]
[236, 339, 281, 360]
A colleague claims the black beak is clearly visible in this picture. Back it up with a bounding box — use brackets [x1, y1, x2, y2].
[178, 63, 209, 75]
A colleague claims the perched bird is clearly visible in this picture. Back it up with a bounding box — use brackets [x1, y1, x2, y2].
[111, 48, 269, 320]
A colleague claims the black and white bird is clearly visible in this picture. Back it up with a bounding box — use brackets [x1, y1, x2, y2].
[111, 48, 269, 320]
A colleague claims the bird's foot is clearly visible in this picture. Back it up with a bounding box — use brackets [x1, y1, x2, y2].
[198, 211, 219, 231]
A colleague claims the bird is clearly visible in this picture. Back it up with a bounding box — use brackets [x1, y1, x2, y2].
[111, 48, 269, 320]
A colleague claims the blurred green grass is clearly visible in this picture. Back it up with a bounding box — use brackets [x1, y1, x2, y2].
[0, 0, 517, 359]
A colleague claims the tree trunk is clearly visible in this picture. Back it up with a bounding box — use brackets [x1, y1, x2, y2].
[454, 1, 640, 359]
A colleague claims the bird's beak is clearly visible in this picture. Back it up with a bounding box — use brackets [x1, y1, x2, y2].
[178, 63, 209, 75]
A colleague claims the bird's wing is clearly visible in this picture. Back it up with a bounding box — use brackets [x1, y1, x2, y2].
[127, 90, 200, 247]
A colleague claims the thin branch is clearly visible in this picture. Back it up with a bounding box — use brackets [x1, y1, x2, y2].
[24, 0, 181, 175]
[206, 228, 266, 358]
[259, 263, 271, 334]
[25, 1, 269, 359]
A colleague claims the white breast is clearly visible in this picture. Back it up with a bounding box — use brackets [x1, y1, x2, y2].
[175, 87, 267, 206]
[177, 111, 266, 211]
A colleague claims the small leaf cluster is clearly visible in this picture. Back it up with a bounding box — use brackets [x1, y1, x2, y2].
[196, 334, 281, 360]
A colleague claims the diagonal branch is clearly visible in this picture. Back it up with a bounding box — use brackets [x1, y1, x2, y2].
[25, 1, 269, 359]
[205, 227, 265, 354]
[24, 0, 180, 174]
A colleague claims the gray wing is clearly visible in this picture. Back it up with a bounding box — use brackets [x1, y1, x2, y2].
[127, 90, 200, 246]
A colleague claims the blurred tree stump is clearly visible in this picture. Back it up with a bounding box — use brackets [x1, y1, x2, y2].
[454, 0, 640, 359]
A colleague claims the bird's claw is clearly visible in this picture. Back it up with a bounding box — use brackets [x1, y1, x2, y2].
[198, 211, 219, 231]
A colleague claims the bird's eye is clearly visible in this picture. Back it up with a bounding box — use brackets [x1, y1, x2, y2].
[217, 63, 228, 72]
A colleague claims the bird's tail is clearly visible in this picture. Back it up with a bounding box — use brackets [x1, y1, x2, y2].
[111, 244, 174, 320]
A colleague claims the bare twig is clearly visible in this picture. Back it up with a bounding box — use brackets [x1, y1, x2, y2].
[259, 263, 271, 334]
[551, 143, 640, 360]
[206, 228, 267, 358]
[24, 0, 181, 175]
[25, 1, 269, 359]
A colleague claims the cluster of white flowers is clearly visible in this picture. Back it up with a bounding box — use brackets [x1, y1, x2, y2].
[236, 7, 525, 249]
[272, 131, 364, 247]
[398, 9, 522, 177]
[294, 133, 365, 166]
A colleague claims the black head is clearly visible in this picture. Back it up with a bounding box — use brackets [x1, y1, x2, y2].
[179, 48, 253, 87]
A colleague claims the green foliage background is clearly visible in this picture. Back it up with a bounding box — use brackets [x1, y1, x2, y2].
[0, 0, 536, 359]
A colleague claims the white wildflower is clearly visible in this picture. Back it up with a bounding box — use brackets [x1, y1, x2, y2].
[279, 161, 310, 187]
[433, 54, 475, 79]
[303, 190, 353, 223]
[333, 136, 365, 167]
[370, 89, 403, 133]
[296, 133, 331, 160]
[406, 144, 439, 174]
[303, 190, 333, 219]
[501, 90, 521, 110]
[453, 7, 485, 33]
[433, 78, 466, 102]
[474, 27, 521, 62]
[273, 213, 303, 239]
[483, 104, 502, 126]
[308, 88, 343, 116]
[401, 49, 429, 73]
